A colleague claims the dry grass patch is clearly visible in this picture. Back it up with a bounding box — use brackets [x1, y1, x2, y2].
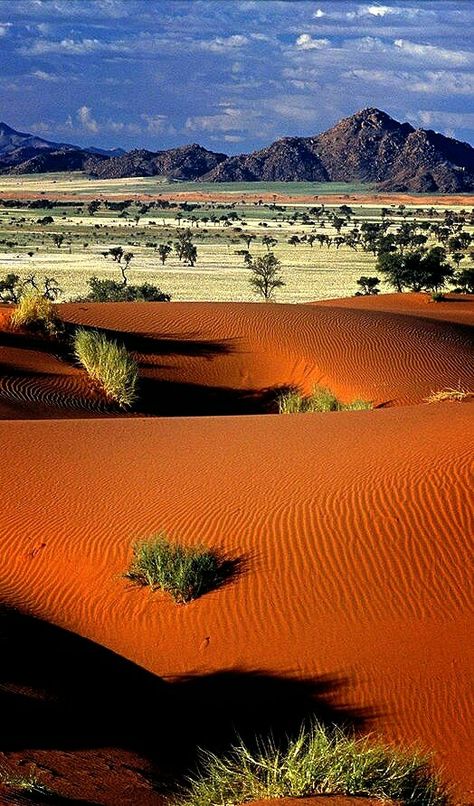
[424, 386, 473, 404]
[10, 291, 61, 336]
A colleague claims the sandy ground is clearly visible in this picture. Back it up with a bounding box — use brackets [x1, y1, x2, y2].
[0, 293, 473, 805]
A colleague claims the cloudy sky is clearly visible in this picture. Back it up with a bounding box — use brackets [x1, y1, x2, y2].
[1, 0, 473, 154]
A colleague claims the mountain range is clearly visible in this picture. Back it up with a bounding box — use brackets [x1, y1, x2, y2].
[1, 109, 473, 192]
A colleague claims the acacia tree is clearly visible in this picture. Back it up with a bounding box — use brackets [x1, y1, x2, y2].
[158, 243, 172, 265]
[248, 253, 285, 301]
[355, 276, 380, 296]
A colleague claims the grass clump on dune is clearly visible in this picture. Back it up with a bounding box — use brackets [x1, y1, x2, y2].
[424, 386, 473, 404]
[178, 722, 448, 806]
[10, 291, 62, 337]
[73, 327, 138, 408]
[278, 385, 372, 414]
[125, 533, 233, 604]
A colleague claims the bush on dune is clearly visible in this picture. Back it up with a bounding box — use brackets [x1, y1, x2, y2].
[10, 291, 62, 337]
[73, 327, 138, 408]
[178, 721, 448, 806]
[125, 533, 233, 604]
[278, 385, 372, 414]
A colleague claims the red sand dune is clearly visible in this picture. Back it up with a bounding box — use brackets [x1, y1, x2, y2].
[0, 295, 473, 804]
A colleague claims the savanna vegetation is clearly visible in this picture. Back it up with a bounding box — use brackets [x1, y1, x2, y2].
[0, 176, 472, 303]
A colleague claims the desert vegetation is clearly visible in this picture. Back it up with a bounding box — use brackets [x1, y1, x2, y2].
[278, 385, 372, 413]
[0, 177, 472, 303]
[125, 533, 234, 603]
[73, 327, 138, 408]
[424, 386, 473, 404]
[178, 721, 448, 806]
[10, 290, 62, 337]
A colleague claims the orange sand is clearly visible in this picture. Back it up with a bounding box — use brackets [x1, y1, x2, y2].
[0, 294, 473, 804]
[0, 189, 473, 206]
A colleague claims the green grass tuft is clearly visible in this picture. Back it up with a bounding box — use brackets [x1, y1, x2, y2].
[125, 533, 235, 604]
[73, 327, 138, 408]
[178, 722, 448, 806]
[278, 385, 372, 414]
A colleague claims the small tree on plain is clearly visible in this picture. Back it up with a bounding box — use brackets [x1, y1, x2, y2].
[248, 253, 285, 301]
[355, 276, 380, 296]
[158, 243, 172, 265]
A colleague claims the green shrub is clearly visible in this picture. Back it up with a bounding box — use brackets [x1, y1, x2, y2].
[10, 291, 61, 337]
[82, 276, 171, 302]
[178, 722, 448, 806]
[73, 327, 138, 408]
[278, 385, 372, 414]
[125, 533, 231, 604]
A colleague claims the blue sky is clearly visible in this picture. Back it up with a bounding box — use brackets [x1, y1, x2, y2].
[1, 0, 473, 154]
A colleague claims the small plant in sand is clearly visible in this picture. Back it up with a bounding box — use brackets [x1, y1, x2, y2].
[424, 386, 473, 404]
[430, 291, 446, 303]
[278, 385, 372, 414]
[10, 291, 62, 337]
[73, 327, 138, 408]
[0, 763, 52, 796]
[125, 533, 232, 604]
[178, 721, 448, 806]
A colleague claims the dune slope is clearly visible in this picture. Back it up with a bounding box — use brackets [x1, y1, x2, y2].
[0, 295, 473, 803]
[0, 403, 473, 797]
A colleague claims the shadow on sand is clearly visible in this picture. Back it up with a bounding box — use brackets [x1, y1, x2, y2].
[0, 608, 373, 797]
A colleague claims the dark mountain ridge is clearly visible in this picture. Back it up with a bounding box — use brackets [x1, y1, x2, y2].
[1, 109, 473, 192]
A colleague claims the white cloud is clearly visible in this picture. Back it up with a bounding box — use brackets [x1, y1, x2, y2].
[295, 34, 330, 50]
[0, 22, 12, 36]
[359, 5, 397, 17]
[394, 39, 470, 65]
[186, 106, 250, 133]
[200, 35, 248, 53]
[414, 110, 474, 130]
[141, 114, 176, 135]
[77, 105, 99, 133]
[31, 69, 62, 82]
[24, 37, 104, 55]
[314, 9, 325, 18]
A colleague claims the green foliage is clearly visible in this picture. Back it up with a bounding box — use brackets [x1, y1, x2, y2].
[82, 276, 171, 302]
[452, 265, 474, 294]
[376, 247, 453, 293]
[125, 533, 230, 604]
[175, 228, 198, 265]
[178, 722, 448, 806]
[355, 276, 380, 296]
[278, 385, 372, 414]
[73, 327, 138, 408]
[248, 252, 285, 301]
[0, 273, 23, 303]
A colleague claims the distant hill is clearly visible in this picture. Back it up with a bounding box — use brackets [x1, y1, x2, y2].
[85, 144, 227, 180]
[1, 109, 473, 192]
[202, 108, 474, 192]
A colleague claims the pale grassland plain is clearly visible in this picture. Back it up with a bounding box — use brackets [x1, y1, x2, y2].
[0, 174, 472, 303]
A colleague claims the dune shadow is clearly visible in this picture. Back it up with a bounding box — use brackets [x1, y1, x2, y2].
[62, 322, 235, 361]
[136, 377, 285, 416]
[0, 608, 373, 788]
